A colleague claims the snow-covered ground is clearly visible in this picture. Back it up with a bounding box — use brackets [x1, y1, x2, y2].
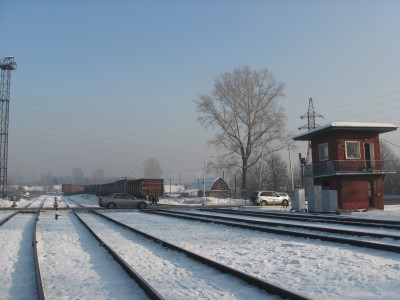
[1, 195, 400, 299]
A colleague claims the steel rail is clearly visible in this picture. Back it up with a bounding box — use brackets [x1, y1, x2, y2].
[33, 199, 46, 300]
[0, 197, 46, 299]
[67, 198, 304, 298]
[85, 209, 310, 300]
[157, 209, 400, 240]
[64, 198, 165, 300]
[145, 210, 400, 254]
[199, 208, 400, 230]
[0, 209, 20, 226]
[0, 200, 38, 225]
[73, 211, 165, 300]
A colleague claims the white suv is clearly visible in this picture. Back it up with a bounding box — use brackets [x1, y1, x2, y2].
[250, 191, 289, 206]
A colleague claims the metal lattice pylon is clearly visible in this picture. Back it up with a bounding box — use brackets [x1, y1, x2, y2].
[0, 56, 16, 198]
[298, 98, 323, 164]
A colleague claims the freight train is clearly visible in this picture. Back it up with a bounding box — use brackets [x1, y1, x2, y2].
[62, 178, 164, 199]
[61, 184, 85, 195]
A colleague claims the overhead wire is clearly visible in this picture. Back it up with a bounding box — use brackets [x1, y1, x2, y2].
[381, 139, 400, 149]
[9, 98, 216, 174]
[10, 73, 400, 175]
[302, 88, 400, 146]
[10, 119, 211, 160]
[10, 133, 202, 165]
[12, 98, 205, 142]
[10, 99, 214, 154]
[317, 90, 400, 115]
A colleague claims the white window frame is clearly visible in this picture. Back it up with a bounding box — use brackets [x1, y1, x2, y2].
[318, 143, 329, 161]
[345, 141, 361, 159]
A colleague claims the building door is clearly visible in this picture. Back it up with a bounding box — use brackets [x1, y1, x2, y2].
[368, 181, 375, 208]
[364, 143, 375, 169]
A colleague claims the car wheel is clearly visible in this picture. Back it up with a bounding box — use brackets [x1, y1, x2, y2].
[107, 202, 116, 209]
[282, 200, 289, 206]
[260, 200, 267, 206]
[138, 202, 147, 209]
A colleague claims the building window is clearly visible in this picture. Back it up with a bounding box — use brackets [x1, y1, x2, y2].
[345, 141, 361, 159]
[318, 143, 329, 161]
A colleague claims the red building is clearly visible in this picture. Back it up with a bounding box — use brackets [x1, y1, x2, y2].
[293, 122, 398, 210]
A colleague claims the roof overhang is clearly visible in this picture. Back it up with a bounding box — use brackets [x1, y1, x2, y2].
[293, 122, 398, 141]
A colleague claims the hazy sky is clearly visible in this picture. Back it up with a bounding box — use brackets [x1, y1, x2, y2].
[1, 0, 399, 182]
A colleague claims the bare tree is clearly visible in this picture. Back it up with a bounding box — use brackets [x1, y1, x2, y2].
[380, 142, 400, 194]
[246, 152, 289, 192]
[71, 168, 84, 184]
[92, 169, 105, 184]
[8, 172, 23, 186]
[195, 66, 289, 198]
[41, 171, 57, 192]
[265, 153, 289, 191]
[143, 158, 163, 178]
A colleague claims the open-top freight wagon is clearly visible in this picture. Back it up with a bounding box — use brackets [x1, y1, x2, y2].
[86, 178, 164, 199]
[62, 184, 85, 195]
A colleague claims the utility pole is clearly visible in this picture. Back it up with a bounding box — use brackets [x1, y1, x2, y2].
[0, 56, 16, 199]
[288, 145, 294, 190]
[259, 140, 264, 189]
[203, 159, 206, 202]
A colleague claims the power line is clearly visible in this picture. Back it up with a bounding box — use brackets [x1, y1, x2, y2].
[8, 99, 217, 175]
[10, 122, 211, 159]
[12, 98, 202, 142]
[10, 97, 215, 146]
[317, 90, 400, 115]
[381, 139, 400, 149]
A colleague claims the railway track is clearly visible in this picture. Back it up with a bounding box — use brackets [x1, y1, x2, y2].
[73, 207, 309, 299]
[0, 198, 41, 225]
[0, 196, 46, 299]
[60, 197, 311, 299]
[179, 209, 400, 240]
[35, 198, 151, 299]
[3, 195, 398, 299]
[72, 211, 163, 300]
[190, 209, 400, 240]
[201, 208, 400, 230]
[33, 199, 46, 300]
[143, 209, 400, 253]
[2, 196, 150, 299]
